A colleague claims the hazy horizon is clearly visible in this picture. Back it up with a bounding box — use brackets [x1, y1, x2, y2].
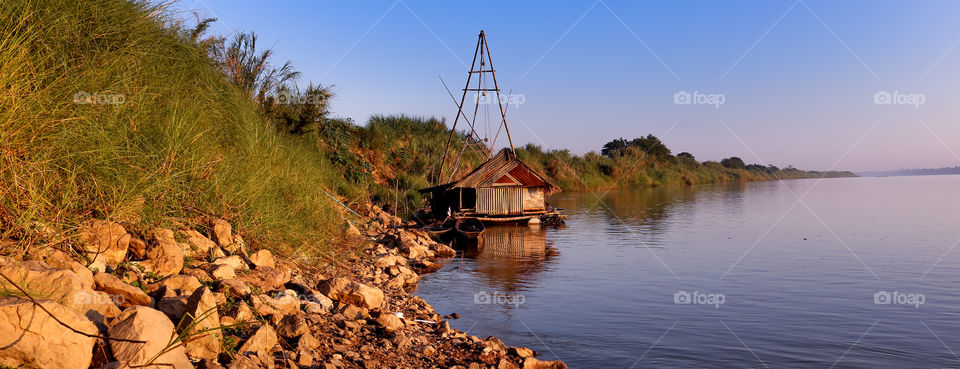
[182, 0, 960, 172]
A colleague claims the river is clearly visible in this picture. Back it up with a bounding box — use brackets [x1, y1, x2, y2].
[415, 175, 960, 368]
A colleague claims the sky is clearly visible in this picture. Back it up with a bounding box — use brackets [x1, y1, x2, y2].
[176, 0, 960, 172]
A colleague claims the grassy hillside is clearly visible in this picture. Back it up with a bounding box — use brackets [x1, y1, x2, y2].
[0, 0, 354, 257]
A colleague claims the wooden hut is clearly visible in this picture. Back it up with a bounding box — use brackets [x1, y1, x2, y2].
[420, 148, 560, 223]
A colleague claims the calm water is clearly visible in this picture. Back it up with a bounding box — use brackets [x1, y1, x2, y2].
[415, 175, 960, 368]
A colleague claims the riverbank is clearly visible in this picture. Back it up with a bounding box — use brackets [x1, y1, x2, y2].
[0, 204, 565, 369]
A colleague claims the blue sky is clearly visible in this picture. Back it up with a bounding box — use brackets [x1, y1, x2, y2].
[179, 0, 960, 171]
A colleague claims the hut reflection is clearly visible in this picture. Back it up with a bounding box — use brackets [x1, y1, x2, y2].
[459, 225, 558, 291]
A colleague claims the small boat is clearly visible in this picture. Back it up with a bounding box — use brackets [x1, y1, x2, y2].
[456, 218, 486, 239]
[424, 219, 456, 238]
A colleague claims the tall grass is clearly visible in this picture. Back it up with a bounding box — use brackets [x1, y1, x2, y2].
[0, 0, 349, 256]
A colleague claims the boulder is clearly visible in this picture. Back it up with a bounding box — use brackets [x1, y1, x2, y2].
[510, 347, 535, 358]
[0, 258, 119, 320]
[93, 272, 152, 308]
[298, 331, 321, 350]
[522, 358, 567, 369]
[155, 287, 189, 323]
[210, 219, 233, 248]
[179, 287, 221, 360]
[0, 299, 98, 369]
[78, 220, 130, 269]
[207, 264, 236, 280]
[248, 249, 275, 269]
[218, 279, 251, 299]
[179, 229, 224, 259]
[237, 325, 278, 356]
[38, 249, 95, 288]
[140, 229, 184, 278]
[128, 237, 148, 260]
[147, 275, 202, 297]
[236, 266, 289, 291]
[213, 255, 248, 271]
[430, 243, 457, 258]
[376, 313, 404, 333]
[108, 306, 194, 369]
[316, 277, 384, 309]
[277, 314, 310, 338]
[251, 290, 300, 316]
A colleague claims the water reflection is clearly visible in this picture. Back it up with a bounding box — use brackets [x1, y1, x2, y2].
[457, 225, 558, 292]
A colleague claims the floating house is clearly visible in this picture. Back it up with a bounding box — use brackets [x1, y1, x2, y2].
[420, 148, 560, 223]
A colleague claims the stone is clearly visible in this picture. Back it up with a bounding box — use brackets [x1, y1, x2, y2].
[78, 219, 130, 268]
[235, 266, 289, 291]
[376, 313, 404, 333]
[522, 358, 567, 369]
[316, 277, 384, 309]
[0, 299, 98, 369]
[297, 347, 315, 367]
[108, 306, 194, 369]
[431, 243, 457, 258]
[407, 245, 431, 259]
[207, 264, 236, 280]
[213, 255, 248, 271]
[154, 287, 189, 323]
[498, 358, 521, 369]
[248, 249, 275, 269]
[374, 254, 400, 269]
[298, 331, 321, 350]
[128, 237, 148, 259]
[277, 314, 310, 338]
[233, 303, 254, 323]
[237, 325, 278, 356]
[251, 291, 300, 317]
[510, 347, 535, 358]
[0, 258, 119, 320]
[338, 304, 366, 320]
[181, 267, 213, 283]
[218, 279, 251, 299]
[179, 287, 221, 360]
[93, 272, 152, 308]
[147, 275, 202, 297]
[140, 229, 184, 278]
[180, 229, 224, 259]
[210, 219, 233, 248]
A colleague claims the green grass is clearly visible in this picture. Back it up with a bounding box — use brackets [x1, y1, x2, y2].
[0, 0, 351, 256]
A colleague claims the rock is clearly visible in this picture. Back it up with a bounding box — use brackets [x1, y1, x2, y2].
[376, 313, 404, 333]
[411, 259, 443, 274]
[213, 255, 248, 271]
[210, 219, 233, 248]
[510, 347, 535, 358]
[218, 279, 251, 299]
[297, 347, 314, 367]
[181, 267, 213, 283]
[248, 249, 275, 269]
[207, 264, 236, 280]
[298, 331, 321, 350]
[430, 243, 457, 258]
[233, 303, 254, 323]
[154, 287, 189, 323]
[0, 299, 98, 369]
[180, 229, 224, 259]
[78, 219, 130, 269]
[40, 251, 95, 289]
[236, 266, 289, 291]
[277, 314, 310, 338]
[0, 258, 119, 320]
[374, 254, 400, 269]
[522, 358, 566, 369]
[93, 272, 152, 308]
[338, 304, 366, 320]
[108, 306, 194, 369]
[499, 358, 521, 369]
[237, 325, 278, 356]
[147, 275, 202, 297]
[179, 287, 221, 360]
[128, 237, 148, 260]
[316, 277, 384, 309]
[140, 229, 184, 278]
[251, 290, 300, 317]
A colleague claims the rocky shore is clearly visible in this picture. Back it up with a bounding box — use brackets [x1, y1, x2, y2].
[0, 205, 566, 369]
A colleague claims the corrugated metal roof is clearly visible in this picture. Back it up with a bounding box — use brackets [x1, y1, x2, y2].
[445, 149, 560, 193]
